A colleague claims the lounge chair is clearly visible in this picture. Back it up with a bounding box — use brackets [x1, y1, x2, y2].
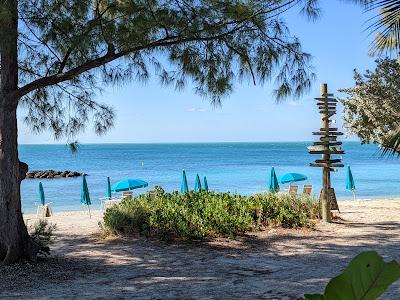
[288, 185, 298, 195]
[302, 185, 313, 195]
[148, 191, 157, 200]
[122, 191, 133, 200]
[101, 198, 122, 212]
[36, 203, 53, 218]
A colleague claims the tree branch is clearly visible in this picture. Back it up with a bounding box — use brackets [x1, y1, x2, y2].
[15, 26, 246, 99]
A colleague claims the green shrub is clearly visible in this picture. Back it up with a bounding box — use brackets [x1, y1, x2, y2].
[29, 219, 56, 256]
[103, 191, 319, 240]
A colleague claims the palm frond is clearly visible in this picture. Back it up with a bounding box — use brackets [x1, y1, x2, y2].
[381, 127, 400, 156]
[362, 0, 400, 55]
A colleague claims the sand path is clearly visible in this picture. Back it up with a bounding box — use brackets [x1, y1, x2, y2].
[1, 200, 399, 299]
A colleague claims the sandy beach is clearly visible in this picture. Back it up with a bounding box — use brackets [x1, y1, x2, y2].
[1, 199, 399, 299]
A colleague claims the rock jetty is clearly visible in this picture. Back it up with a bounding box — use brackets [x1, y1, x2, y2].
[26, 170, 87, 179]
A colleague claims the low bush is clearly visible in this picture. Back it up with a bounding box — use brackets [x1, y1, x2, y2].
[29, 219, 56, 256]
[103, 190, 319, 240]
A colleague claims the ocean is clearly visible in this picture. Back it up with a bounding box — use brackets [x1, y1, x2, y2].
[19, 142, 400, 213]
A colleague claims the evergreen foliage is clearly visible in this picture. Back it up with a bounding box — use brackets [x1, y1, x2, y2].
[339, 58, 400, 155]
[103, 190, 319, 240]
[15, 0, 318, 139]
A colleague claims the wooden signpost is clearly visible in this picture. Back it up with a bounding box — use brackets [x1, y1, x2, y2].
[309, 84, 343, 222]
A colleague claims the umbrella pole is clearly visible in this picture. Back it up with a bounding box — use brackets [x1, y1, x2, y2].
[352, 190, 356, 201]
[88, 204, 91, 219]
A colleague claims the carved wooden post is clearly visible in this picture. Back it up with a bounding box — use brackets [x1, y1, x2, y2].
[321, 84, 332, 222]
[308, 83, 344, 223]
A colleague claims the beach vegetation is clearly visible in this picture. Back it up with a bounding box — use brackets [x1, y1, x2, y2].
[342, 1, 400, 156]
[339, 58, 400, 156]
[304, 251, 400, 300]
[28, 220, 56, 257]
[347, 0, 400, 57]
[103, 191, 319, 240]
[0, 0, 319, 264]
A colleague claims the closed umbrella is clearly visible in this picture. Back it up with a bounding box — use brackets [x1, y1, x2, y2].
[279, 173, 307, 185]
[194, 174, 202, 192]
[81, 175, 92, 218]
[203, 176, 209, 191]
[39, 182, 45, 206]
[106, 177, 112, 199]
[181, 170, 189, 193]
[37, 182, 52, 217]
[111, 178, 148, 192]
[346, 166, 356, 200]
[267, 167, 279, 193]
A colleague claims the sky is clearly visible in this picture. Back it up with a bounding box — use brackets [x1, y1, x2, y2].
[18, 1, 378, 144]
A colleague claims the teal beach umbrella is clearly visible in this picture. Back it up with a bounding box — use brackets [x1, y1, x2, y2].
[194, 174, 202, 192]
[279, 173, 307, 184]
[106, 177, 112, 199]
[81, 175, 92, 217]
[181, 170, 189, 193]
[268, 167, 279, 193]
[346, 166, 356, 200]
[38, 182, 45, 206]
[111, 178, 148, 192]
[203, 176, 209, 191]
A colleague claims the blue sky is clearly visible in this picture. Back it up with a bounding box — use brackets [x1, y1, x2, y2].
[18, 1, 377, 144]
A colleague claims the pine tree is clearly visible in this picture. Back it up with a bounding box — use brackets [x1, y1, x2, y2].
[0, 0, 317, 264]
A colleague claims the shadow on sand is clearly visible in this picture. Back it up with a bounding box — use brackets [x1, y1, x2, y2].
[1, 219, 399, 299]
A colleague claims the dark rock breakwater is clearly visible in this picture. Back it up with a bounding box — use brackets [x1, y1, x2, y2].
[26, 170, 86, 179]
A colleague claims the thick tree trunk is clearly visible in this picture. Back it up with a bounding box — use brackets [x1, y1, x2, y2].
[0, 0, 39, 264]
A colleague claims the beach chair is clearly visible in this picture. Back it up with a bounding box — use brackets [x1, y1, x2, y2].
[288, 185, 298, 195]
[148, 191, 157, 201]
[101, 198, 122, 212]
[36, 203, 53, 218]
[122, 191, 133, 200]
[302, 185, 313, 196]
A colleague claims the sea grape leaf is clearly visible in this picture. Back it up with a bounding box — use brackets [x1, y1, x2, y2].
[304, 293, 324, 300]
[324, 251, 400, 300]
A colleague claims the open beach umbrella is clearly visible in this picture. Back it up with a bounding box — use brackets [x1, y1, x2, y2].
[181, 170, 189, 193]
[267, 167, 279, 193]
[111, 178, 148, 192]
[106, 177, 112, 199]
[81, 175, 92, 218]
[194, 174, 202, 192]
[346, 166, 356, 200]
[38, 182, 45, 206]
[203, 176, 209, 191]
[279, 173, 307, 185]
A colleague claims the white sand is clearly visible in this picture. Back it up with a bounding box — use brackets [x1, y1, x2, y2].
[1, 199, 399, 299]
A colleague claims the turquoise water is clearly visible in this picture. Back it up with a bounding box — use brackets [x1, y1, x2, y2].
[19, 142, 400, 213]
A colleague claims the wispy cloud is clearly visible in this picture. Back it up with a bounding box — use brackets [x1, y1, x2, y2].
[187, 107, 209, 113]
[287, 101, 300, 107]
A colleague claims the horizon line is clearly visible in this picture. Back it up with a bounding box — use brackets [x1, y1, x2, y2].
[19, 140, 362, 146]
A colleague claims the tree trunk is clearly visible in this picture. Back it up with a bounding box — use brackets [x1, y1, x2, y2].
[0, 0, 39, 264]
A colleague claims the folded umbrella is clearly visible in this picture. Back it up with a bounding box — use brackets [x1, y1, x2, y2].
[106, 176, 112, 200]
[39, 182, 45, 206]
[181, 170, 189, 193]
[194, 174, 202, 192]
[81, 175, 92, 218]
[267, 167, 279, 193]
[346, 166, 356, 200]
[203, 176, 209, 191]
